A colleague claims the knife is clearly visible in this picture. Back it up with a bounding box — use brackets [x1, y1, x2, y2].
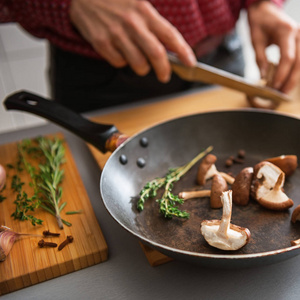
[167, 52, 291, 105]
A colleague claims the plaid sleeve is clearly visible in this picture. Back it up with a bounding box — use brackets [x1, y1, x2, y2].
[0, 0, 99, 58]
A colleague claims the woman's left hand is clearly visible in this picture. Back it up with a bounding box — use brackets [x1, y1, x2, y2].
[248, 1, 300, 93]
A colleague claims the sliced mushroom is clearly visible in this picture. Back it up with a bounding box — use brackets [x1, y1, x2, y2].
[179, 174, 227, 208]
[251, 161, 283, 201]
[291, 205, 300, 223]
[197, 154, 235, 186]
[232, 167, 253, 206]
[258, 173, 293, 210]
[200, 190, 251, 251]
[246, 63, 279, 110]
[265, 155, 298, 176]
[210, 173, 228, 208]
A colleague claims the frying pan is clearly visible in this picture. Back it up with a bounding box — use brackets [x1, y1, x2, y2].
[4, 91, 300, 268]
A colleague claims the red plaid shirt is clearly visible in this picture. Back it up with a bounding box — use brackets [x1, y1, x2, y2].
[0, 0, 283, 59]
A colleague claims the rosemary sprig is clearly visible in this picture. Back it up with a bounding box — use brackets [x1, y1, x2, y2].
[34, 136, 68, 229]
[137, 145, 213, 219]
[66, 210, 83, 215]
[10, 137, 70, 228]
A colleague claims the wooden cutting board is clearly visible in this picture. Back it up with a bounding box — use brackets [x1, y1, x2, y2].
[0, 133, 108, 296]
[86, 87, 300, 266]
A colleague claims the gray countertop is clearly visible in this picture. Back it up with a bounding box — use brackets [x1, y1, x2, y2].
[1, 99, 300, 300]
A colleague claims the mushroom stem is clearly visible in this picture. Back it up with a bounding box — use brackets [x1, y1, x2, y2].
[179, 190, 211, 200]
[219, 172, 235, 185]
[274, 172, 284, 191]
[200, 191, 251, 251]
[217, 190, 232, 239]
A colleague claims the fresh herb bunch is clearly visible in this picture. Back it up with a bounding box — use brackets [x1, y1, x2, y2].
[137, 145, 213, 219]
[10, 137, 71, 228]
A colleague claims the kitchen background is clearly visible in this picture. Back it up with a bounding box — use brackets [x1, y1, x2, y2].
[0, 0, 299, 134]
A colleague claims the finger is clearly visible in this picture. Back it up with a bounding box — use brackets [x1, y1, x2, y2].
[91, 35, 128, 68]
[280, 29, 300, 93]
[139, 2, 196, 66]
[131, 26, 171, 82]
[272, 34, 296, 90]
[111, 27, 151, 76]
[139, 33, 171, 83]
[251, 28, 269, 78]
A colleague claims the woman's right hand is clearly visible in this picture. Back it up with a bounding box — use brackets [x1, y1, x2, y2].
[69, 0, 197, 83]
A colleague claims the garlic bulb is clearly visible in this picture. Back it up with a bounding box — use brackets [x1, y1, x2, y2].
[0, 228, 18, 262]
[0, 226, 42, 262]
[0, 164, 6, 190]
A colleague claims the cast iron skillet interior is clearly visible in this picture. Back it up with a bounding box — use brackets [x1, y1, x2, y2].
[100, 110, 300, 267]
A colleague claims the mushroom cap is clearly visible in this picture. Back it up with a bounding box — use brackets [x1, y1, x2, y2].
[257, 172, 294, 210]
[246, 63, 279, 110]
[291, 204, 300, 223]
[197, 154, 217, 186]
[265, 155, 298, 176]
[232, 167, 253, 206]
[210, 173, 228, 209]
[201, 220, 251, 251]
[251, 161, 283, 201]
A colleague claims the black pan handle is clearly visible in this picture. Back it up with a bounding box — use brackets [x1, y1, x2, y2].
[3, 90, 123, 153]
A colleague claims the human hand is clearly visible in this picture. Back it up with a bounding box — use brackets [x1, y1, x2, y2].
[248, 1, 300, 93]
[69, 0, 196, 83]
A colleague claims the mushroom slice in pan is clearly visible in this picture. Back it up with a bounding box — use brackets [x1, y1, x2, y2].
[179, 173, 227, 209]
[201, 190, 251, 251]
[258, 173, 293, 210]
[265, 155, 298, 176]
[210, 173, 228, 208]
[197, 154, 235, 186]
[251, 161, 283, 201]
[291, 205, 300, 223]
[232, 167, 253, 206]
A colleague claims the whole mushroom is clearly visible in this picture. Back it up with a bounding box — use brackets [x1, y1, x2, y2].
[200, 190, 251, 251]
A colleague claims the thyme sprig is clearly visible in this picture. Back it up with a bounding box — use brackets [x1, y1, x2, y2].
[137, 145, 213, 219]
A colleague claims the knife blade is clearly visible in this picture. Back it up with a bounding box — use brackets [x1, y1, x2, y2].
[167, 52, 291, 104]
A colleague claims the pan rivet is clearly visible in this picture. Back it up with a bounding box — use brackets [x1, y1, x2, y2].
[137, 158, 146, 168]
[140, 137, 148, 147]
[119, 154, 128, 165]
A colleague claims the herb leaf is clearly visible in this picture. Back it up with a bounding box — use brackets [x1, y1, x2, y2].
[137, 146, 213, 219]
